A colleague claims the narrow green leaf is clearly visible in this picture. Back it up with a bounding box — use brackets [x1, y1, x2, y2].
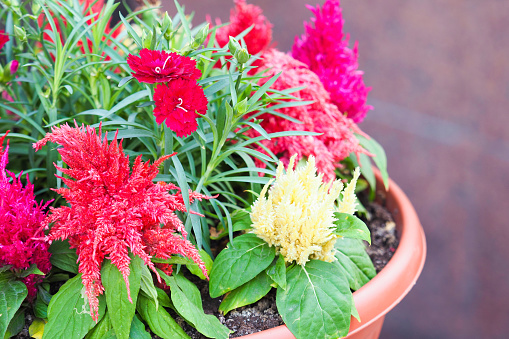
[20, 264, 44, 278]
[49, 240, 79, 274]
[334, 238, 376, 291]
[164, 274, 230, 339]
[137, 294, 189, 339]
[102, 256, 144, 339]
[247, 72, 281, 107]
[209, 233, 275, 298]
[34, 294, 48, 319]
[333, 212, 371, 244]
[276, 260, 352, 339]
[140, 265, 158, 311]
[219, 271, 272, 315]
[356, 134, 389, 190]
[43, 274, 106, 339]
[85, 313, 112, 339]
[0, 277, 28, 338]
[118, 76, 133, 87]
[266, 255, 286, 290]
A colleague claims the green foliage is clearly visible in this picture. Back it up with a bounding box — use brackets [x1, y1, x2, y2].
[219, 270, 272, 315]
[334, 238, 376, 291]
[333, 212, 372, 244]
[0, 273, 27, 338]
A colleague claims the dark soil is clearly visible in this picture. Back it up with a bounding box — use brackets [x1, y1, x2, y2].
[14, 199, 398, 339]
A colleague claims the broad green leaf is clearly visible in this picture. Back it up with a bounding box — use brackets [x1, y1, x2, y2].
[85, 313, 111, 339]
[34, 294, 48, 319]
[265, 255, 286, 290]
[102, 256, 144, 339]
[0, 277, 27, 338]
[164, 273, 230, 339]
[333, 212, 371, 244]
[129, 315, 151, 339]
[5, 308, 25, 338]
[219, 271, 272, 315]
[137, 294, 189, 339]
[334, 238, 376, 291]
[276, 260, 352, 339]
[186, 249, 213, 280]
[356, 134, 389, 190]
[28, 318, 45, 339]
[49, 240, 79, 274]
[156, 288, 173, 309]
[140, 265, 158, 311]
[209, 233, 275, 298]
[43, 274, 106, 339]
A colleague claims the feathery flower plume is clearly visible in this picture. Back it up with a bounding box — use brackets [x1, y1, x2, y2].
[0, 132, 52, 300]
[33, 123, 211, 321]
[250, 155, 360, 266]
[127, 49, 202, 84]
[246, 48, 366, 182]
[213, 0, 273, 55]
[292, 0, 372, 123]
[153, 79, 208, 137]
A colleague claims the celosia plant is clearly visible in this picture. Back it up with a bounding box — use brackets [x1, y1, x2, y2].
[209, 156, 374, 339]
[34, 123, 210, 321]
[292, 0, 372, 123]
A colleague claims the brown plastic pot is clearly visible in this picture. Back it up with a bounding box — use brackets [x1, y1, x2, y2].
[239, 173, 427, 339]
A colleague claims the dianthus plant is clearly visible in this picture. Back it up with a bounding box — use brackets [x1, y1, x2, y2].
[34, 123, 211, 322]
[209, 156, 376, 339]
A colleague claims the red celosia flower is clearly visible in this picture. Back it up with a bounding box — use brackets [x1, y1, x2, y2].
[0, 132, 52, 300]
[292, 0, 371, 123]
[0, 30, 9, 50]
[153, 79, 208, 138]
[33, 123, 211, 321]
[127, 49, 202, 84]
[246, 49, 367, 182]
[214, 0, 273, 55]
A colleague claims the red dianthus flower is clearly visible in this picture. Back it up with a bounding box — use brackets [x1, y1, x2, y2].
[127, 49, 202, 84]
[0, 132, 52, 300]
[247, 49, 367, 182]
[0, 30, 9, 50]
[33, 123, 212, 321]
[214, 0, 273, 55]
[292, 0, 372, 123]
[153, 79, 208, 138]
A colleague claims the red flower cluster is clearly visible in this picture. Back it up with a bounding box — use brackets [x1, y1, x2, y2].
[153, 79, 208, 138]
[245, 49, 367, 182]
[0, 132, 52, 300]
[127, 49, 201, 84]
[127, 49, 208, 138]
[213, 0, 273, 55]
[34, 123, 211, 321]
[292, 0, 372, 123]
[0, 30, 9, 50]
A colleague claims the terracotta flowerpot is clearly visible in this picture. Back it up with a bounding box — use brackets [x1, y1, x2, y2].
[240, 173, 427, 339]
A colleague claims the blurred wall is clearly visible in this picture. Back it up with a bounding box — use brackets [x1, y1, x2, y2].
[161, 1, 509, 338]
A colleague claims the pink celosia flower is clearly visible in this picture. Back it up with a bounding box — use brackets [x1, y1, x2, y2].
[292, 0, 371, 123]
[127, 49, 202, 84]
[33, 123, 211, 321]
[0, 30, 8, 50]
[214, 0, 273, 55]
[0, 132, 52, 300]
[246, 49, 367, 182]
[153, 79, 208, 138]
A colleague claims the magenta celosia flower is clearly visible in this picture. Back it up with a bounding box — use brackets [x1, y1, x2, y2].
[247, 49, 367, 182]
[214, 0, 273, 55]
[0, 132, 52, 300]
[33, 123, 211, 321]
[292, 0, 371, 123]
[0, 30, 8, 50]
[127, 49, 202, 84]
[153, 79, 208, 138]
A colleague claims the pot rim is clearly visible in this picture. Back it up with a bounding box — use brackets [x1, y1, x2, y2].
[241, 173, 427, 338]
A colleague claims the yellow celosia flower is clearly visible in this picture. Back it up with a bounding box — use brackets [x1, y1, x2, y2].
[250, 155, 360, 266]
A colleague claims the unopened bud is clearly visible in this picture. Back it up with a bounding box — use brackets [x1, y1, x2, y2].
[142, 29, 153, 49]
[31, 2, 41, 15]
[234, 98, 248, 115]
[194, 24, 209, 47]
[8, 60, 19, 74]
[0, 65, 4, 81]
[234, 48, 249, 64]
[161, 11, 173, 40]
[228, 36, 240, 55]
[13, 25, 26, 43]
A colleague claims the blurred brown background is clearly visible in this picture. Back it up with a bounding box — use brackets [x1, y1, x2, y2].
[157, 0, 509, 338]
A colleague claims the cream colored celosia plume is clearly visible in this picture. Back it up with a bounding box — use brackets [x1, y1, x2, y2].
[250, 155, 360, 266]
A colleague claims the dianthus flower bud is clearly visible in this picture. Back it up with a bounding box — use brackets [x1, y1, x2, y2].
[13, 25, 26, 43]
[161, 11, 173, 40]
[142, 29, 153, 49]
[234, 48, 249, 64]
[228, 36, 240, 55]
[194, 24, 209, 47]
[7, 60, 19, 74]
